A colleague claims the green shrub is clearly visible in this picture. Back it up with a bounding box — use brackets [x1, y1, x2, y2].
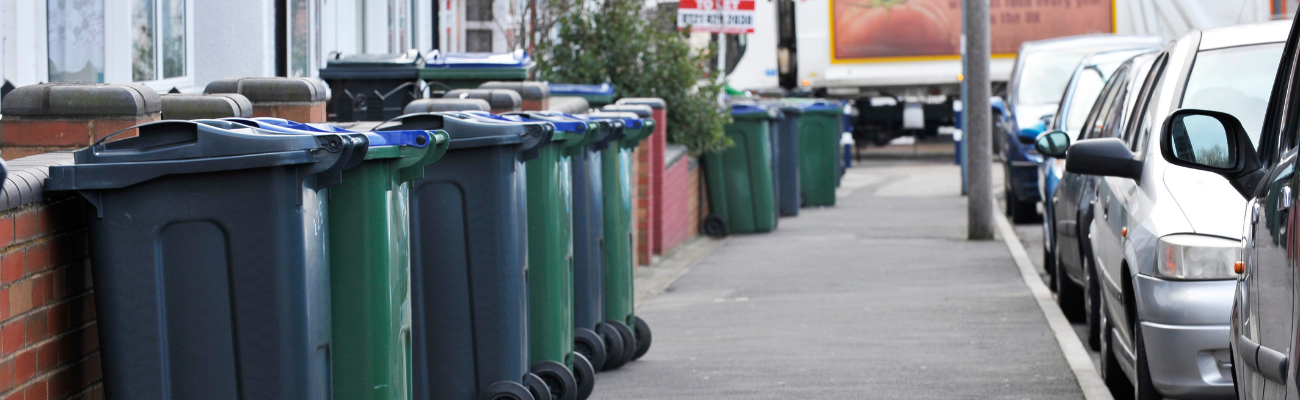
[534, 0, 732, 156]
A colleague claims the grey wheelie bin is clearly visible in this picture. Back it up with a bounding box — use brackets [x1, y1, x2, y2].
[456, 111, 595, 400]
[319, 50, 424, 122]
[510, 112, 614, 374]
[758, 101, 802, 217]
[44, 120, 367, 400]
[371, 111, 553, 400]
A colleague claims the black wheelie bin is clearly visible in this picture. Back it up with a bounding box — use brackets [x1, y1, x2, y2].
[44, 120, 367, 400]
[372, 111, 553, 400]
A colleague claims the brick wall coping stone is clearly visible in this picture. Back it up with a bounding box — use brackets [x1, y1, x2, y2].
[615, 97, 665, 109]
[1, 152, 73, 212]
[160, 94, 254, 120]
[403, 98, 491, 114]
[478, 81, 550, 100]
[1, 84, 160, 118]
[204, 77, 329, 103]
[443, 89, 522, 110]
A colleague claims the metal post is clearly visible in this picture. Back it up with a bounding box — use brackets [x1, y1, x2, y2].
[964, 0, 994, 240]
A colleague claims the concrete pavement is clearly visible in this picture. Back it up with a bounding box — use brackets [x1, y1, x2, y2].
[592, 161, 1086, 399]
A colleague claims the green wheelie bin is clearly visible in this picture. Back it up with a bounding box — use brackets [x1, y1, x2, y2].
[218, 118, 451, 400]
[785, 99, 843, 207]
[582, 111, 655, 370]
[701, 104, 778, 236]
[459, 111, 596, 400]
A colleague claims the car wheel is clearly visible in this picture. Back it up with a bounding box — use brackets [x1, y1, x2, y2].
[1055, 246, 1084, 322]
[1134, 324, 1161, 400]
[1009, 196, 1038, 224]
[1100, 297, 1133, 397]
[1083, 251, 1102, 351]
[1044, 217, 1057, 292]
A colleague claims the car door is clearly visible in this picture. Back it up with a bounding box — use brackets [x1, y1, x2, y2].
[1096, 51, 1170, 362]
[1059, 66, 1127, 279]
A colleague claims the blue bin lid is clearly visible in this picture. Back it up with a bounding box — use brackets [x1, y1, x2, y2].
[549, 83, 614, 96]
[228, 117, 433, 148]
[730, 104, 769, 115]
[424, 50, 533, 68]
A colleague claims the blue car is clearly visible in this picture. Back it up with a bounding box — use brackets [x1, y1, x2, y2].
[1001, 34, 1164, 223]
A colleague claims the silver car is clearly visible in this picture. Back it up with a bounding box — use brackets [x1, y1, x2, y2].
[1059, 20, 1291, 399]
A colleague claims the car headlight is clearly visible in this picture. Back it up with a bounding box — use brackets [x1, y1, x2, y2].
[1155, 234, 1240, 280]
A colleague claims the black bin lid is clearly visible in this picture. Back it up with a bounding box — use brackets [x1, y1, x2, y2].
[375, 112, 552, 161]
[320, 50, 424, 79]
[46, 120, 364, 193]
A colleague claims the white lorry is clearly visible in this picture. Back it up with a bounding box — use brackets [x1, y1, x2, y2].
[725, 0, 1278, 145]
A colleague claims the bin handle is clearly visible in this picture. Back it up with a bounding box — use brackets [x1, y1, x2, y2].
[397, 130, 450, 183]
[311, 133, 367, 188]
[91, 120, 204, 151]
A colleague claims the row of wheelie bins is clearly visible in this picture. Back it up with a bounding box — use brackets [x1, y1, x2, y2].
[41, 103, 656, 400]
[701, 99, 847, 237]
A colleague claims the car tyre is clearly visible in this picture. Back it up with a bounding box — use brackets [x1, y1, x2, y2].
[1083, 252, 1102, 350]
[1133, 324, 1161, 400]
[1100, 299, 1133, 398]
[1055, 249, 1084, 322]
[1044, 224, 1057, 293]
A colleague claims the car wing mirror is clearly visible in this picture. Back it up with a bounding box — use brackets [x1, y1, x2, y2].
[1065, 138, 1142, 180]
[1034, 130, 1070, 158]
[1159, 109, 1263, 198]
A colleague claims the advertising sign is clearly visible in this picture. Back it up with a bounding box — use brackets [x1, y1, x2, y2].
[678, 0, 757, 34]
[831, 0, 1113, 62]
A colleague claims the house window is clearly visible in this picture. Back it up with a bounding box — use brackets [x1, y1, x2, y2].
[466, 0, 492, 21]
[48, 0, 105, 83]
[131, 0, 186, 81]
[466, 29, 493, 52]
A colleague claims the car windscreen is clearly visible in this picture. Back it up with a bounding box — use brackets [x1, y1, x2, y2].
[1063, 60, 1124, 137]
[1015, 50, 1089, 106]
[1180, 43, 1284, 146]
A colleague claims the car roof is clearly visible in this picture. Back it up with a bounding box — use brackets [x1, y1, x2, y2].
[1198, 20, 1293, 50]
[1019, 34, 1165, 55]
[1083, 48, 1158, 67]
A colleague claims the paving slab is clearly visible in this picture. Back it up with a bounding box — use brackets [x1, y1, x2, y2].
[594, 161, 1085, 399]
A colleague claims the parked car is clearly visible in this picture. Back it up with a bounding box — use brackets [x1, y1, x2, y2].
[1147, 19, 1300, 400]
[1001, 34, 1164, 223]
[1039, 48, 1161, 300]
[1037, 51, 1160, 351]
[1061, 20, 1290, 399]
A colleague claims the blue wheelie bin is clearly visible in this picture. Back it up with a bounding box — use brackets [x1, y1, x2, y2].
[44, 120, 367, 400]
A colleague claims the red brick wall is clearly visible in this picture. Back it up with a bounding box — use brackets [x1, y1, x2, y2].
[252, 103, 326, 123]
[635, 108, 667, 264]
[0, 154, 102, 400]
[0, 118, 155, 161]
[659, 153, 700, 253]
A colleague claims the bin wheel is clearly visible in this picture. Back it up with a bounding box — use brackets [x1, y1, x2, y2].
[573, 328, 607, 373]
[573, 352, 596, 400]
[530, 360, 578, 400]
[631, 316, 652, 361]
[527, 373, 552, 400]
[602, 320, 637, 370]
[480, 381, 534, 400]
[702, 214, 728, 237]
[596, 322, 627, 371]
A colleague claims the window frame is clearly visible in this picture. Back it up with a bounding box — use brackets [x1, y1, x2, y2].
[102, 0, 195, 91]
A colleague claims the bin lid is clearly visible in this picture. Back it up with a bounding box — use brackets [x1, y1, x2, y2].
[160, 93, 254, 120]
[230, 118, 436, 148]
[45, 120, 364, 193]
[508, 112, 607, 149]
[462, 111, 585, 146]
[424, 50, 533, 68]
[550, 83, 614, 96]
[600, 104, 652, 119]
[782, 99, 844, 115]
[615, 97, 665, 109]
[444, 89, 522, 110]
[319, 50, 423, 79]
[478, 81, 550, 99]
[587, 111, 654, 147]
[568, 115, 623, 146]
[373, 112, 552, 160]
[730, 104, 774, 120]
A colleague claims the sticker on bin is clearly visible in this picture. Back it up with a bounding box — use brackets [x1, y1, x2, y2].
[425, 49, 532, 67]
[222, 117, 437, 148]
